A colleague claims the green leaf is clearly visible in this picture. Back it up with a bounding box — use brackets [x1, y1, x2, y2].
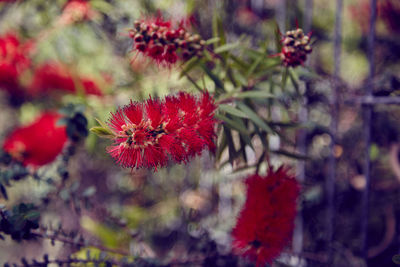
[215, 114, 249, 135]
[271, 149, 309, 160]
[246, 54, 264, 77]
[24, 211, 40, 220]
[0, 184, 7, 200]
[212, 13, 226, 47]
[282, 67, 289, 91]
[232, 117, 253, 149]
[274, 21, 283, 52]
[179, 56, 201, 78]
[223, 126, 236, 165]
[214, 42, 240, 54]
[205, 37, 220, 45]
[230, 55, 250, 71]
[219, 104, 248, 118]
[90, 127, 115, 138]
[288, 68, 300, 93]
[201, 64, 225, 92]
[234, 91, 275, 99]
[95, 118, 110, 129]
[216, 132, 227, 161]
[237, 103, 274, 134]
[245, 49, 266, 59]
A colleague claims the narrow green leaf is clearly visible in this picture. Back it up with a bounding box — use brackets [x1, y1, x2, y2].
[288, 68, 300, 93]
[230, 55, 250, 70]
[214, 42, 240, 54]
[219, 104, 248, 118]
[274, 21, 283, 52]
[223, 126, 236, 165]
[231, 116, 253, 149]
[201, 64, 225, 91]
[239, 136, 248, 162]
[90, 127, 115, 139]
[212, 13, 226, 46]
[215, 114, 249, 135]
[95, 118, 110, 129]
[24, 211, 40, 220]
[246, 55, 264, 77]
[205, 37, 220, 45]
[216, 132, 227, 161]
[0, 185, 7, 200]
[179, 56, 200, 78]
[282, 67, 289, 91]
[234, 91, 274, 99]
[271, 149, 309, 160]
[237, 103, 274, 134]
[245, 49, 266, 59]
[184, 73, 203, 92]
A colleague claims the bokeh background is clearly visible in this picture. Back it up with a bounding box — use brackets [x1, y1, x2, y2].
[0, 0, 399, 266]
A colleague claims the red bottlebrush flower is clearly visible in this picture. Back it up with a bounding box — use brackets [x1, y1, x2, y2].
[3, 112, 68, 167]
[58, 0, 95, 25]
[280, 28, 312, 68]
[232, 166, 300, 266]
[129, 15, 205, 66]
[29, 62, 103, 97]
[0, 33, 31, 96]
[106, 92, 217, 170]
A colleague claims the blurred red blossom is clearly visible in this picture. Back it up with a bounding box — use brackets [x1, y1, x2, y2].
[3, 112, 67, 167]
[107, 92, 217, 170]
[349, 0, 400, 34]
[232, 166, 300, 266]
[129, 15, 205, 67]
[0, 32, 32, 96]
[58, 0, 95, 25]
[29, 62, 103, 97]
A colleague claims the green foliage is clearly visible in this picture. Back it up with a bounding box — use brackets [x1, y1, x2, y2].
[59, 104, 89, 142]
[0, 203, 40, 242]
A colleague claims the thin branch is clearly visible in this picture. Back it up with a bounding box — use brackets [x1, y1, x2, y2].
[32, 229, 130, 256]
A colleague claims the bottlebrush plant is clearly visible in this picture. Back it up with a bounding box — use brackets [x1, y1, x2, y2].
[0, 2, 313, 267]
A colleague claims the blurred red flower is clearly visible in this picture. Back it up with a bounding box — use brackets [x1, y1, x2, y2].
[58, 0, 95, 25]
[29, 62, 103, 97]
[232, 166, 300, 266]
[0, 33, 32, 96]
[107, 92, 217, 170]
[349, 0, 400, 34]
[3, 112, 68, 167]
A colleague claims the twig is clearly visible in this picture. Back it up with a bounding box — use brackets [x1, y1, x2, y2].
[32, 229, 130, 256]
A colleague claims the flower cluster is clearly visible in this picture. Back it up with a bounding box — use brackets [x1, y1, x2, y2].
[0, 33, 31, 96]
[3, 112, 68, 167]
[232, 166, 300, 266]
[107, 92, 217, 170]
[280, 28, 312, 68]
[129, 16, 206, 66]
[29, 62, 103, 97]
